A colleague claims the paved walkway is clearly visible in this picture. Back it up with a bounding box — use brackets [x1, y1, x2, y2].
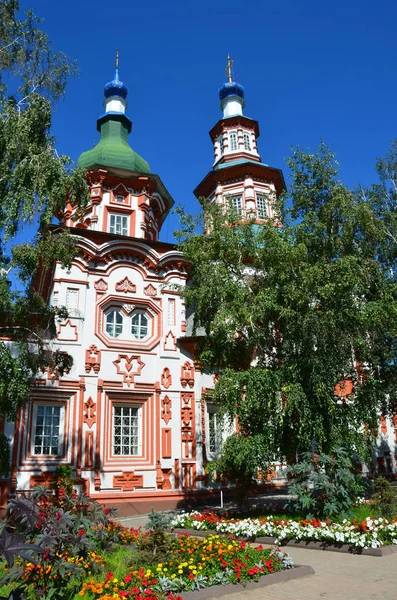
[116, 515, 397, 600]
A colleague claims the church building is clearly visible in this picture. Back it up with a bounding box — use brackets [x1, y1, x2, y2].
[4, 57, 394, 512]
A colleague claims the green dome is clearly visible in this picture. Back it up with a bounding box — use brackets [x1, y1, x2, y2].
[78, 113, 150, 174]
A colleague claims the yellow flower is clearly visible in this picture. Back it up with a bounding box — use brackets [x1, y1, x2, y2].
[178, 569, 183, 574]
[113, 578, 118, 583]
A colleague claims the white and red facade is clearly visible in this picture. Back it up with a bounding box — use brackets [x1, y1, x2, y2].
[3, 67, 396, 513]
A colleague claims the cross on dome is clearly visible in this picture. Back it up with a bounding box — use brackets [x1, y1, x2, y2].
[218, 54, 245, 118]
[104, 49, 128, 105]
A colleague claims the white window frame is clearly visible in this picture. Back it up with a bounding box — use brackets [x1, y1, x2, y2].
[112, 404, 142, 456]
[207, 411, 223, 456]
[109, 213, 128, 236]
[257, 195, 268, 219]
[243, 132, 251, 151]
[104, 308, 151, 341]
[131, 312, 149, 340]
[229, 131, 238, 152]
[229, 196, 243, 217]
[31, 403, 65, 456]
[105, 309, 123, 338]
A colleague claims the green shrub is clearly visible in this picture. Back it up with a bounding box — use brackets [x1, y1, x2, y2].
[286, 447, 363, 519]
[372, 476, 397, 519]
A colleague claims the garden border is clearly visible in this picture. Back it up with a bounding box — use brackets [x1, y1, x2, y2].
[171, 528, 397, 556]
[179, 565, 314, 600]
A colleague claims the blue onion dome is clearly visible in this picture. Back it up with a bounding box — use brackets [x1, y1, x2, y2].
[104, 69, 128, 99]
[219, 81, 245, 102]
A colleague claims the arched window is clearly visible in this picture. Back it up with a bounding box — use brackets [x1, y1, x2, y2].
[243, 133, 251, 151]
[229, 132, 237, 151]
[106, 310, 123, 337]
[131, 313, 149, 339]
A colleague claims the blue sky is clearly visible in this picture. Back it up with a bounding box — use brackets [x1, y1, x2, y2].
[21, 0, 397, 243]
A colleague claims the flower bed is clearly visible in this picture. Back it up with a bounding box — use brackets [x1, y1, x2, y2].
[0, 486, 295, 600]
[170, 511, 397, 550]
[77, 534, 293, 599]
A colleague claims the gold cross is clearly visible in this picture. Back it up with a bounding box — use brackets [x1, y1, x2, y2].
[225, 54, 234, 83]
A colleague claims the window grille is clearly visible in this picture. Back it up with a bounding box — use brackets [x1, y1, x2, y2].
[106, 310, 123, 337]
[257, 195, 267, 219]
[109, 214, 128, 235]
[229, 132, 237, 151]
[33, 405, 62, 455]
[113, 405, 139, 455]
[131, 313, 149, 339]
[243, 133, 251, 151]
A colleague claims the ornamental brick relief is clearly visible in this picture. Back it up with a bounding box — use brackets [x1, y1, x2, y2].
[94, 278, 108, 291]
[164, 330, 177, 351]
[85, 345, 101, 374]
[115, 277, 136, 293]
[113, 471, 143, 492]
[181, 392, 195, 459]
[83, 397, 96, 428]
[181, 361, 194, 388]
[161, 367, 172, 389]
[113, 354, 145, 387]
[161, 395, 172, 424]
[57, 319, 78, 341]
[144, 284, 157, 297]
[156, 460, 172, 490]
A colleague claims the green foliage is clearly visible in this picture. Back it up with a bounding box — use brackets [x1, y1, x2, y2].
[371, 476, 397, 519]
[286, 448, 363, 519]
[0, 1, 90, 426]
[0, 485, 122, 599]
[52, 464, 75, 497]
[0, 433, 10, 478]
[176, 141, 397, 474]
[137, 510, 171, 558]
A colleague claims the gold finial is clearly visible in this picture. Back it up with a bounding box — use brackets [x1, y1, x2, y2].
[225, 54, 234, 83]
[115, 48, 119, 71]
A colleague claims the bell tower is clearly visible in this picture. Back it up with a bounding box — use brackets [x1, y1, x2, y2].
[194, 56, 286, 224]
[63, 52, 174, 241]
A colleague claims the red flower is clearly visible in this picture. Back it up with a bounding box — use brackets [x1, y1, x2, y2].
[221, 561, 227, 567]
[131, 588, 140, 594]
[124, 574, 132, 583]
[188, 574, 194, 580]
[77, 528, 85, 537]
[105, 571, 114, 582]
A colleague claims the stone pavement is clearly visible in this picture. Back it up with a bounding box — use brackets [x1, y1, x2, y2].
[116, 515, 397, 600]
